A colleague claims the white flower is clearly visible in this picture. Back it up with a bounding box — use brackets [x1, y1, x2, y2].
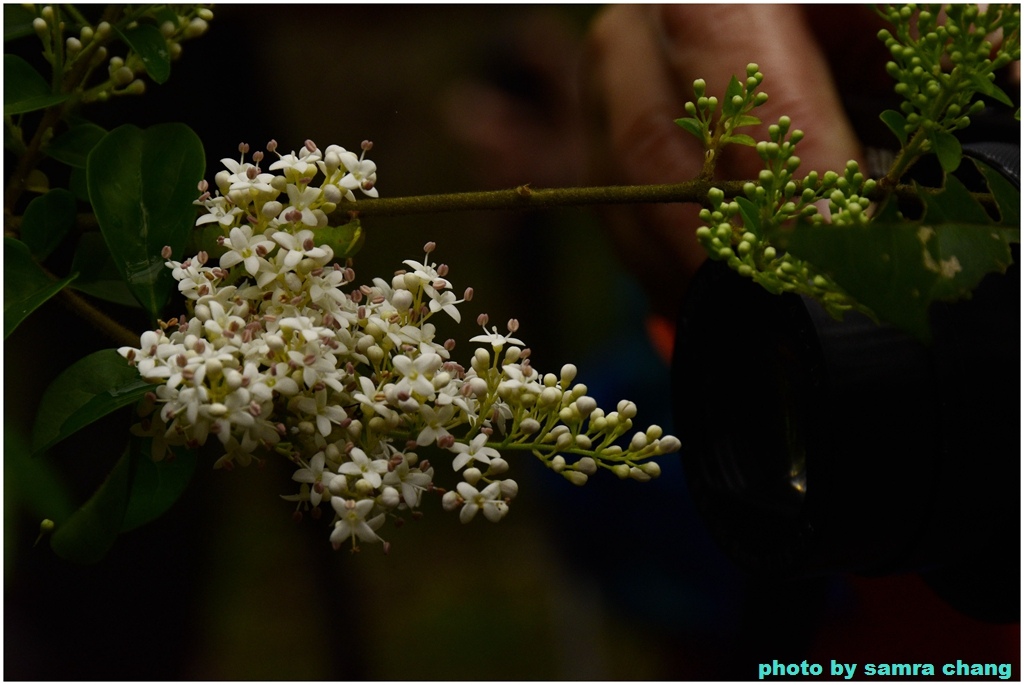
[294, 388, 347, 437]
[449, 433, 501, 471]
[338, 447, 388, 489]
[470, 326, 524, 349]
[329, 498, 385, 549]
[271, 229, 328, 269]
[392, 353, 442, 400]
[291, 451, 333, 506]
[219, 226, 275, 276]
[382, 460, 433, 508]
[195, 195, 243, 227]
[427, 290, 463, 323]
[338, 150, 378, 198]
[456, 482, 508, 523]
[415, 404, 454, 446]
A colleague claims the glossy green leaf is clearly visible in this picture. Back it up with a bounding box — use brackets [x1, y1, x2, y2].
[121, 439, 197, 532]
[3, 237, 77, 339]
[967, 71, 1014, 107]
[69, 232, 143, 308]
[972, 158, 1020, 227]
[50, 446, 132, 563]
[116, 24, 171, 84]
[778, 178, 1011, 339]
[721, 133, 756, 147]
[879, 109, 908, 145]
[735, 196, 762, 239]
[69, 165, 90, 202]
[45, 122, 107, 168]
[318, 219, 365, 260]
[722, 75, 743, 117]
[87, 123, 205, 317]
[186, 224, 228, 260]
[4, 5, 37, 41]
[4, 422, 75, 529]
[31, 349, 152, 454]
[731, 114, 761, 129]
[3, 54, 69, 115]
[21, 188, 77, 260]
[929, 129, 962, 173]
[674, 117, 705, 142]
[917, 175, 990, 224]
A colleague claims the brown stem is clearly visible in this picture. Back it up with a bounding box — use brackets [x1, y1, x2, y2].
[58, 288, 139, 348]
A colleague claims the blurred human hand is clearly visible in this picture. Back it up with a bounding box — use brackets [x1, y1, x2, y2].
[585, 5, 882, 318]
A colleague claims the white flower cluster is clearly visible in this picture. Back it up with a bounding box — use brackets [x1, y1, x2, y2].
[120, 140, 680, 552]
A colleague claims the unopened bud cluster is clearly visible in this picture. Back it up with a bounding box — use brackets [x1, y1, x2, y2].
[692, 105, 871, 318]
[676, 63, 768, 155]
[119, 141, 677, 553]
[27, 4, 213, 104]
[877, 4, 1020, 142]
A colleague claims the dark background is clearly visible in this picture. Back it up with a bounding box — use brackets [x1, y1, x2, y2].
[5, 5, 1019, 679]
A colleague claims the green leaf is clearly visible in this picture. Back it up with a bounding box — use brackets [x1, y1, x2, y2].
[918, 175, 989, 225]
[3, 54, 69, 115]
[31, 349, 152, 454]
[4, 422, 75, 526]
[87, 123, 205, 317]
[967, 71, 1014, 107]
[4, 5, 37, 41]
[45, 122, 107, 168]
[3, 237, 77, 339]
[929, 129, 963, 173]
[674, 117, 706, 142]
[116, 24, 171, 84]
[20, 188, 77, 260]
[879, 109, 908, 145]
[121, 439, 197, 532]
[721, 133, 756, 147]
[69, 232, 144, 308]
[731, 114, 761, 129]
[69, 165, 90, 202]
[49, 437, 198, 562]
[50, 447, 132, 563]
[972, 158, 1020, 227]
[318, 219, 365, 261]
[722, 75, 744, 117]
[735, 196, 762, 239]
[776, 216, 1016, 342]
